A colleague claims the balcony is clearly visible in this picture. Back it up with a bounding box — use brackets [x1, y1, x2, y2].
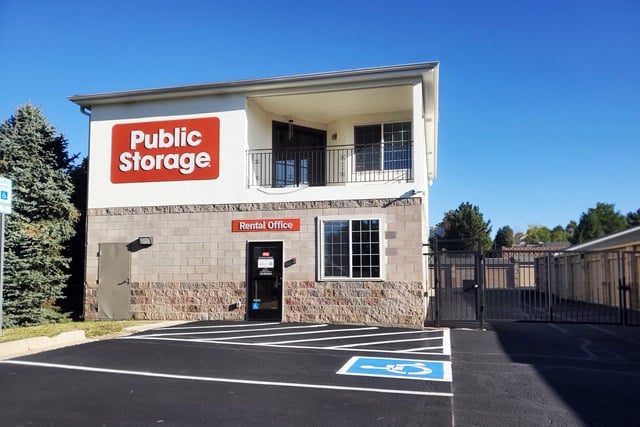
[247, 141, 413, 187]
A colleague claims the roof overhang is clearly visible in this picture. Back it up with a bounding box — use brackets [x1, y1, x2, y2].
[68, 62, 439, 107]
[566, 226, 640, 251]
[69, 62, 439, 181]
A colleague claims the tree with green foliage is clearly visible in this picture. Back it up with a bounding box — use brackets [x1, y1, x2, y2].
[627, 209, 640, 227]
[569, 202, 628, 244]
[0, 104, 78, 327]
[524, 225, 569, 244]
[437, 202, 492, 250]
[565, 220, 577, 241]
[493, 226, 514, 248]
[60, 157, 87, 319]
[525, 225, 552, 244]
[550, 225, 569, 242]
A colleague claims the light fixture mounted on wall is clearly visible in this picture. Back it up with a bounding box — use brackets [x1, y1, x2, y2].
[137, 236, 153, 247]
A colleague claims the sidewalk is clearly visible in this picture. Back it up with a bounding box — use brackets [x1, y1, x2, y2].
[0, 321, 187, 360]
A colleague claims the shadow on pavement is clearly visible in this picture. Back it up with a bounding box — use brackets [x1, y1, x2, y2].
[451, 321, 640, 427]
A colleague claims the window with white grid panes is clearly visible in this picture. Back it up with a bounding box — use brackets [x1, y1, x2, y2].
[320, 218, 383, 279]
[354, 122, 411, 171]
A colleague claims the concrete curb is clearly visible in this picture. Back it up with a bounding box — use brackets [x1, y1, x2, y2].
[120, 320, 188, 334]
[0, 321, 188, 360]
[0, 330, 87, 360]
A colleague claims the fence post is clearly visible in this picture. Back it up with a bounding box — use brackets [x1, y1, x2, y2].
[434, 238, 440, 328]
[546, 252, 553, 322]
[477, 239, 485, 330]
[619, 253, 627, 326]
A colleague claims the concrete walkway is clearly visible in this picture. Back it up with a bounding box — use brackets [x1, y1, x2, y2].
[0, 321, 187, 360]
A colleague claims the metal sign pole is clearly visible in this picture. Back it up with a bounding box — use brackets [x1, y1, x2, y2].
[0, 177, 12, 336]
[0, 212, 5, 336]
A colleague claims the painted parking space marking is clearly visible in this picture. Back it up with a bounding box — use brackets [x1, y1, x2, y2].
[338, 356, 452, 382]
[0, 360, 453, 398]
[329, 336, 440, 349]
[202, 326, 379, 341]
[157, 322, 277, 331]
[3, 322, 454, 404]
[121, 323, 451, 356]
[137, 323, 329, 338]
[270, 329, 436, 345]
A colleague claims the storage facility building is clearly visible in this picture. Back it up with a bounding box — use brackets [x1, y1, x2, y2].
[69, 62, 440, 328]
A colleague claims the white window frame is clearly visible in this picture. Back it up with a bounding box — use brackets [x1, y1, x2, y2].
[317, 215, 385, 281]
[353, 121, 412, 173]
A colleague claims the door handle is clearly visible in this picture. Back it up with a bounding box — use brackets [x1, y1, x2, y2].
[117, 279, 130, 286]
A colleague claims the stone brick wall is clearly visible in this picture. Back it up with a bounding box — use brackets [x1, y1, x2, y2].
[130, 281, 246, 321]
[84, 197, 426, 327]
[285, 280, 424, 327]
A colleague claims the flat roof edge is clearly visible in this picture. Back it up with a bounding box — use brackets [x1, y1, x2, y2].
[566, 225, 640, 251]
[68, 62, 439, 107]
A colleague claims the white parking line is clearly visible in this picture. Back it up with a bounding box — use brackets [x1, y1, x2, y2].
[0, 360, 453, 398]
[269, 329, 439, 345]
[404, 346, 444, 353]
[330, 336, 440, 349]
[441, 328, 452, 356]
[122, 324, 450, 356]
[133, 324, 329, 338]
[202, 327, 379, 342]
[157, 322, 277, 331]
[123, 336, 447, 355]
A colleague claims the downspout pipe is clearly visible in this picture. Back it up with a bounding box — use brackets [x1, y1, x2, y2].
[80, 106, 91, 116]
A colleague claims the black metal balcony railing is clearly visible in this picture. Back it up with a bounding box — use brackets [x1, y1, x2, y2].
[247, 141, 413, 187]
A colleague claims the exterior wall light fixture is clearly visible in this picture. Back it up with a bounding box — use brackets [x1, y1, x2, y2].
[138, 236, 153, 247]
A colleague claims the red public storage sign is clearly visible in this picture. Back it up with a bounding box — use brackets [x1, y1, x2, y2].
[232, 219, 301, 232]
[111, 117, 220, 183]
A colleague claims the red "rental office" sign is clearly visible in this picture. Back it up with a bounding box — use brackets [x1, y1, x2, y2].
[232, 219, 300, 232]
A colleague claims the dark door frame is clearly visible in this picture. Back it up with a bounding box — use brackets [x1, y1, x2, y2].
[246, 240, 284, 321]
[272, 121, 326, 187]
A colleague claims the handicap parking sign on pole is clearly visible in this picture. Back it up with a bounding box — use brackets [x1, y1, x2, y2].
[0, 177, 11, 336]
[0, 177, 11, 215]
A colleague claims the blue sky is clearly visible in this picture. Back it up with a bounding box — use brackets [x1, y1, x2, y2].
[1, 0, 638, 234]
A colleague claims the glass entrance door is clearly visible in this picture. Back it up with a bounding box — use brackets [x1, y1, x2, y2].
[247, 241, 283, 321]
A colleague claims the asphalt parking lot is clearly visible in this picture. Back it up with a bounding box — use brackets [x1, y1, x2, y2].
[0, 321, 639, 426]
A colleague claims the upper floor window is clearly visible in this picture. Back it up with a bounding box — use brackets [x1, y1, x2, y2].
[354, 121, 412, 172]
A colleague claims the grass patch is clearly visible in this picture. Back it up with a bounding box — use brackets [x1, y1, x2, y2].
[0, 320, 152, 343]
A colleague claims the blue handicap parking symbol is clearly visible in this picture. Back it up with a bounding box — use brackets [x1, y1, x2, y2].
[1, 191, 7, 200]
[337, 356, 451, 382]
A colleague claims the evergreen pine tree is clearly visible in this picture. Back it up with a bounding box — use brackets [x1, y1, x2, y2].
[569, 202, 628, 244]
[438, 202, 492, 251]
[61, 157, 87, 319]
[493, 226, 514, 248]
[0, 104, 78, 326]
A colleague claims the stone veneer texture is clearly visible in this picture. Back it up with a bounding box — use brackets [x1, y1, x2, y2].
[84, 198, 426, 326]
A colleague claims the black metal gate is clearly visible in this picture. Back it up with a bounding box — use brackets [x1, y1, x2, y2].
[426, 241, 640, 327]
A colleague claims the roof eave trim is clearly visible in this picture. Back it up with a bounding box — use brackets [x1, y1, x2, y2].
[68, 62, 439, 107]
[566, 225, 640, 251]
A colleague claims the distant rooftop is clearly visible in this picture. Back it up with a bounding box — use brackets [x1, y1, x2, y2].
[566, 226, 640, 251]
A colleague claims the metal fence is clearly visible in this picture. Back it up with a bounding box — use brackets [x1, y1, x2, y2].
[246, 141, 413, 187]
[426, 247, 640, 327]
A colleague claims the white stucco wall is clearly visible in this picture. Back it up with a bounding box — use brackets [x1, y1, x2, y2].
[86, 92, 427, 209]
